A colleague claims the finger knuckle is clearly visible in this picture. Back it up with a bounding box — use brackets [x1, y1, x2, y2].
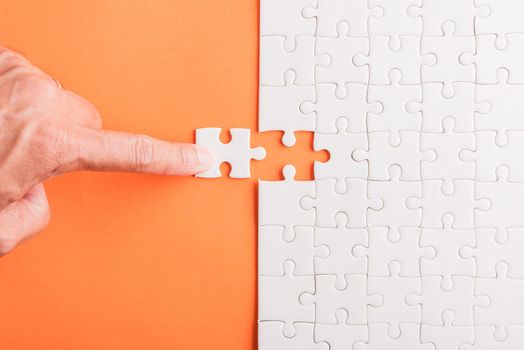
[24, 122, 73, 172]
[132, 136, 155, 170]
[176, 146, 197, 168]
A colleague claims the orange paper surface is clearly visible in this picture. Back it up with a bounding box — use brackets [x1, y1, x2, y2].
[0, 1, 325, 349]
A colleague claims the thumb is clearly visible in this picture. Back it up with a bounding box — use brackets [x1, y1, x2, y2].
[0, 183, 50, 256]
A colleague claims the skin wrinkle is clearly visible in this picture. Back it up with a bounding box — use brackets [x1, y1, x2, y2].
[0, 46, 213, 256]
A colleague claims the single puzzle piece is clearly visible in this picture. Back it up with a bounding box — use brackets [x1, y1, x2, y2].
[407, 0, 489, 36]
[354, 226, 435, 277]
[460, 227, 524, 279]
[259, 321, 328, 350]
[367, 165, 422, 235]
[420, 22, 476, 97]
[316, 22, 369, 95]
[195, 128, 266, 178]
[300, 178, 383, 228]
[421, 311, 474, 350]
[353, 131, 436, 181]
[299, 274, 382, 324]
[421, 117, 476, 194]
[475, 0, 524, 48]
[407, 82, 490, 133]
[462, 325, 524, 350]
[475, 166, 524, 231]
[259, 165, 315, 239]
[353, 35, 436, 85]
[460, 131, 524, 182]
[260, 0, 316, 47]
[314, 213, 368, 289]
[260, 35, 330, 86]
[407, 179, 490, 229]
[300, 83, 381, 134]
[258, 225, 328, 276]
[259, 70, 316, 147]
[420, 214, 475, 291]
[460, 34, 524, 84]
[406, 275, 489, 326]
[366, 261, 422, 338]
[475, 262, 524, 341]
[315, 309, 368, 350]
[302, 0, 382, 38]
[475, 69, 524, 141]
[368, 0, 422, 50]
[313, 118, 368, 193]
[259, 261, 315, 337]
[354, 323, 434, 350]
[367, 70, 422, 145]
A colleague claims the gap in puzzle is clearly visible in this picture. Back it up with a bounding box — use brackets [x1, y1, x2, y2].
[258, 0, 524, 349]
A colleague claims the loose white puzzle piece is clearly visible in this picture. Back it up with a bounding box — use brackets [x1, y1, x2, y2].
[195, 128, 265, 178]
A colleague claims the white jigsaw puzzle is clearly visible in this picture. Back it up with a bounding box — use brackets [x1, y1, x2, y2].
[256, 0, 524, 349]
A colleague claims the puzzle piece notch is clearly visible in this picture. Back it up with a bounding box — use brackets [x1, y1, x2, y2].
[314, 213, 368, 289]
[354, 323, 434, 350]
[407, 179, 490, 229]
[352, 131, 436, 181]
[475, 262, 524, 341]
[405, 275, 489, 326]
[459, 227, 524, 279]
[259, 165, 315, 240]
[462, 325, 524, 350]
[300, 83, 382, 134]
[474, 166, 524, 232]
[259, 321, 328, 350]
[300, 178, 383, 228]
[302, 0, 382, 38]
[259, 225, 328, 276]
[421, 310, 474, 350]
[367, 69, 422, 146]
[195, 128, 266, 178]
[474, 69, 524, 143]
[259, 260, 315, 337]
[460, 131, 524, 182]
[313, 118, 368, 193]
[259, 70, 316, 147]
[315, 22, 370, 95]
[368, 0, 422, 51]
[366, 261, 423, 338]
[420, 21, 476, 98]
[315, 309, 367, 350]
[475, 0, 524, 49]
[299, 274, 382, 324]
[260, 0, 316, 49]
[260, 35, 331, 86]
[420, 117, 476, 194]
[353, 226, 435, 277]
[420, 213, 475, 290]
[367, 165, 423, 238]
[460, 34, 524, 84]
[407, 82, 490, 133]
[407, 0, 489, 36]
[353, 35, 436, 85]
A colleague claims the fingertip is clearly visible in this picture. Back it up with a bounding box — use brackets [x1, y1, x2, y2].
[194, 145, 214, 174]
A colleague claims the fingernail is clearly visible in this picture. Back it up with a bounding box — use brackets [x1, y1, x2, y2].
[195, 146, 214, 173]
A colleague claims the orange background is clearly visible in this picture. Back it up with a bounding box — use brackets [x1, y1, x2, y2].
[0, 1, 324, 349]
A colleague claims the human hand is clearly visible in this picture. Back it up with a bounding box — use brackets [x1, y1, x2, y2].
[0, 46, 213, 255]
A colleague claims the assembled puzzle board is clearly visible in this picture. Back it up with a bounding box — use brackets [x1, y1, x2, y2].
[258, 0, 524, 349]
